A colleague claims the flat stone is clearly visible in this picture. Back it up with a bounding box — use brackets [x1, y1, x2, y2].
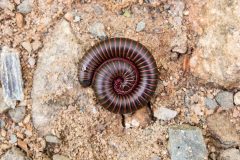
[168, 125, 207, 160]
[8, 106, 26, 123]
[205, 97, 218, 110]
[0, 147, 28, 160]
[31, 20, 84, 135]
[89, 22, 106, 39]
[234, 92, 240, 105]
[219, 148, 240, 160]
[154, 107, 177, 121]
[136, 21, 145, 32]
[215, 91, 234, 109]
[52, 154, 70, 160]
[207, 112, 240, 148]
[190, 0, 240, 89]
[171, 30, 187, 54]
[17, 0, 34, 14]
[0, 46, 24, 107]
[45, 135, 61, 144]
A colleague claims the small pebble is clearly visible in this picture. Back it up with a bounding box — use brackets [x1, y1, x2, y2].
[154, 107, 177, 121]
[73, 15, 81, 23]
[0, 119, 5, 128]
[16, 13, 24, 28]
[45, 135, 61, 144]
[170, 52, 179, 61]
[234, 91, 240, 105]
[28, 57, 35, 68]
[31, 40, 42, 51]
[136, 21, 146, 32]
[52, 154, 70, 160]
[89, 22, 106, 39]
[205, 97, 218, 109]
[21, 41, 32, 53]
[64, 12, 73, 22]
[123, 10, 131, 17]
[17, 0, 33, 14]
[215, 91, 234, 109]
[8, 106, 26, 123]
[9, 134, 18, 144]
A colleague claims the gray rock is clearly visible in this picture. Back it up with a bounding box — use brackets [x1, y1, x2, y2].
[204, 97, 218, 109]
[89, 22, 106, 39]
[154, 107, 177, 121]
[136, 21, 146, 32]
[0, 0, 15, 11]
[45, 135, 61, 144]
[207, 112, 240, 148]
[31, 20, 83, 135]
[219, 148, 240, 160]
[17, 0, 34, 14]
[0, 119, 5, 128]
[168, 125, 207, 160]
[234, 91, 240, 105]
[8, 106, 26, 123]
[0, 147, 29, 160]
[52, 154, 70, 160]
[190, 0, 240, 89]
[9, 134, 17, 144]
[0, 46, 24, 107]
[215, 91, 234, 109]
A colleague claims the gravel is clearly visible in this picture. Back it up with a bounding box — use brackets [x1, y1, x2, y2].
[168, 125, 207, 160]
[215, 91, 234, 109]
[8, 106, 26, 123]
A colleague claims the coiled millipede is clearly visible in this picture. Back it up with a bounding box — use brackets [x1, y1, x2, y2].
[79, 38, 158, 114]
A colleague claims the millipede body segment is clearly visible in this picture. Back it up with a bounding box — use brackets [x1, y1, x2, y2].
[79, 38, 158, 114]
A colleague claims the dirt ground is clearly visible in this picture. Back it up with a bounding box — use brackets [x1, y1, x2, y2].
[0, 0, 239, 160]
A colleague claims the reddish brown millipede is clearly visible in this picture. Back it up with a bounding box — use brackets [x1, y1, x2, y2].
[79, 38, 158, 114]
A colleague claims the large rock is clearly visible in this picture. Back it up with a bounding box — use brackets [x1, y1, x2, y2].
[31, 20, 84, 135]
[207, 112, 240, 148]
[168, 125, 207, 160]
[190, 0, 240, 89]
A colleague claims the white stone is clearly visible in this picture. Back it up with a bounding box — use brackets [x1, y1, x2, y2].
[154, 107, 177, 121]
[234, 92, 240, 105]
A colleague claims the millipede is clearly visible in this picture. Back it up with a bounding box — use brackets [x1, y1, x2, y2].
[79, 37, 158, 114]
